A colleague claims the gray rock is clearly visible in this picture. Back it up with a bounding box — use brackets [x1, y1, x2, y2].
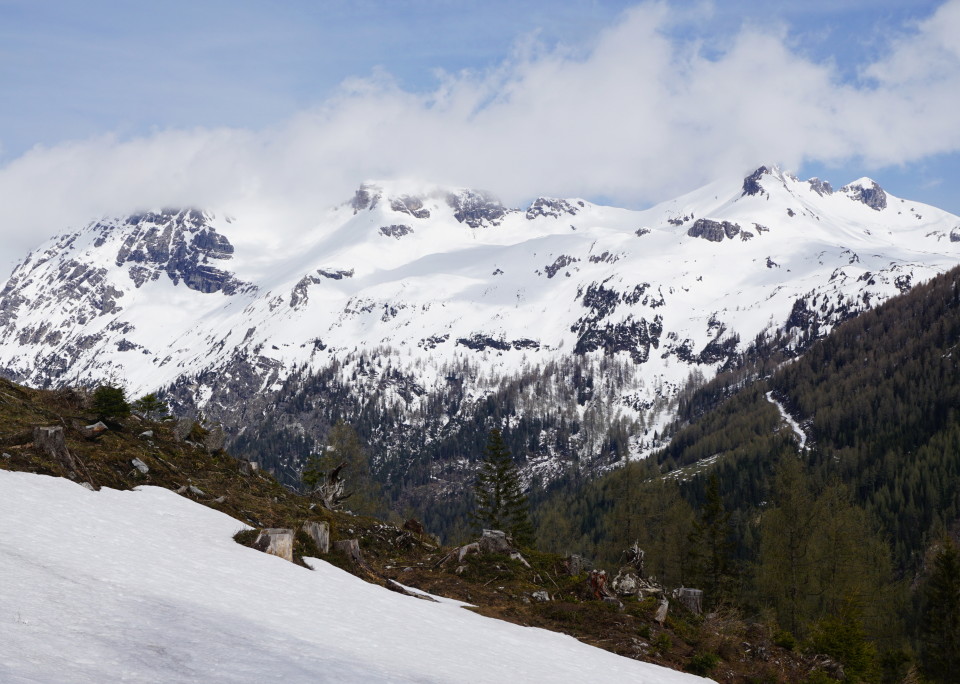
[80, 482, 96, 491]
[843, 180, 887, 211]
[83, 421, 109, 438]
[187, 485, 205, 496]
[741, 166, 768, 196]
[1, 452, 10, 459]
[131, 458, 149, 474]
[138, 430, 154, 440]
[531, 590, 551, 602]
[479, 529, 513, 554]
[655, 597, 669, 625]
[446, 190, 508, 228]
[687, 218, 741, 242]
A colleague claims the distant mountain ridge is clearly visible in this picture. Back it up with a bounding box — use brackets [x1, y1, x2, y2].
[1, 165, 959, 502]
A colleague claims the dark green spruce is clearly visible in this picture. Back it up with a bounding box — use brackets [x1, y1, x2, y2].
[471, 428, 534, 547]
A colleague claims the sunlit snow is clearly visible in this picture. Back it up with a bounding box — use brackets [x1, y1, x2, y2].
[0, 470, 709, 683]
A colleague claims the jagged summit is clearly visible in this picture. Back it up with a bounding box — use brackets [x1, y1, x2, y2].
[841, 178, 887, 210]
[1, 166, 958, 485]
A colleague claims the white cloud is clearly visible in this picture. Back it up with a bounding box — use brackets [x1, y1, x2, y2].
[1, 1, 958, 274]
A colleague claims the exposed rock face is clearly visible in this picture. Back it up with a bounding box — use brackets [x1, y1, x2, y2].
[390, 196, 431, 219]
[687, 219, 741, 242]
[351, 184, 381, 213]
[525, 198, 581, 219]
[741, 166, 769, 196]
[114, 209, 245, 294]
[807, 178, 834, 196]
[446, 190, 508, 228]
[843, 180, 887, 211]
[379, 224, 413, 239]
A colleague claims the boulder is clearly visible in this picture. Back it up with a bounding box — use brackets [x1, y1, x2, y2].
[254, 528, 294, 562]
[479, 529, 513, 554]
[655, 597, 669, 625]
[531, 591, 551, 602]
[138, 430, 154, 440]
[131, 458, 149, 474]
[302, 521, 330, 554]
[82, 421, 109, 439]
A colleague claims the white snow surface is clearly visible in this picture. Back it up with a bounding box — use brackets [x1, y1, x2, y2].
[0, 470, 709, 684]
[2, 165, 960, 464]
[766, 391, 807, 449]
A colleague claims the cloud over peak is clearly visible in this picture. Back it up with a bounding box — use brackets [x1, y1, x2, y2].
[1, 1, 958, 271]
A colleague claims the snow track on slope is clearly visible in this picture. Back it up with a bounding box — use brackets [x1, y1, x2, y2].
[766, 390, 807, 449]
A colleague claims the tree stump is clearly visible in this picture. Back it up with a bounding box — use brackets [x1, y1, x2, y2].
[253, 529, 294, 562]
[33, 426, 89, 482]
[333, 539, 363, 565]
[302, 521, 330, 554]
[676, 587, 703, 615]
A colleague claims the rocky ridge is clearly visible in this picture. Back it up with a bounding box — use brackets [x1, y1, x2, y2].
[1, 166, 959, 498]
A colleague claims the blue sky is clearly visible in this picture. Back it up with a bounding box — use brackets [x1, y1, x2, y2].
[0, 0, 958, 266]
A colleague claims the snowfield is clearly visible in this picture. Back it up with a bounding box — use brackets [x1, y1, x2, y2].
[0, 470, 710, 683]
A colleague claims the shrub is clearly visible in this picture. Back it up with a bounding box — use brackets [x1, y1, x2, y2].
[686, 652, 720, 676]
[92, 385, 130, 419]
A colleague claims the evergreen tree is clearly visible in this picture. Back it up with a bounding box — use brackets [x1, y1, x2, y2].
[689, 473, 734, 605]
[92, 385, 130, 419]
[132, 392, 169, 421]
[919, 538, 960, 682]
[472, 428, 534, 547]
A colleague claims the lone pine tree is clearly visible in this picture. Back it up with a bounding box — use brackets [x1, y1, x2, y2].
[472, 428, 534, 547]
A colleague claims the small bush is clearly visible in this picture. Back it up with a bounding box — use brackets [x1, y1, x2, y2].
[233, 529, 259, 547]
[686, 652, 720, 676]
[653, 632, 673, 654]
[773, 629, 797, 651]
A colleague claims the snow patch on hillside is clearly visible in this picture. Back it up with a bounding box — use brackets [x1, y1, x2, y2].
[0, 471, 709, 683]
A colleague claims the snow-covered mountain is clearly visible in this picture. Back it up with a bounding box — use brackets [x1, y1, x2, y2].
[0, 469, 707, 684]
[2, 165, 959, 489]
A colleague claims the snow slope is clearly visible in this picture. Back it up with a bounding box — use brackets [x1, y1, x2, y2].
[1, 165, 959, 478]
[0, 470, 709, 683]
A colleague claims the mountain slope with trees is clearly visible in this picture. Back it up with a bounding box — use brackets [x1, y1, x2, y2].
[536, 263, 960, 681]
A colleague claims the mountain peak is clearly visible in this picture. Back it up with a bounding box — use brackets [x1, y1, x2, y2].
[841, 178, 887, 211]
